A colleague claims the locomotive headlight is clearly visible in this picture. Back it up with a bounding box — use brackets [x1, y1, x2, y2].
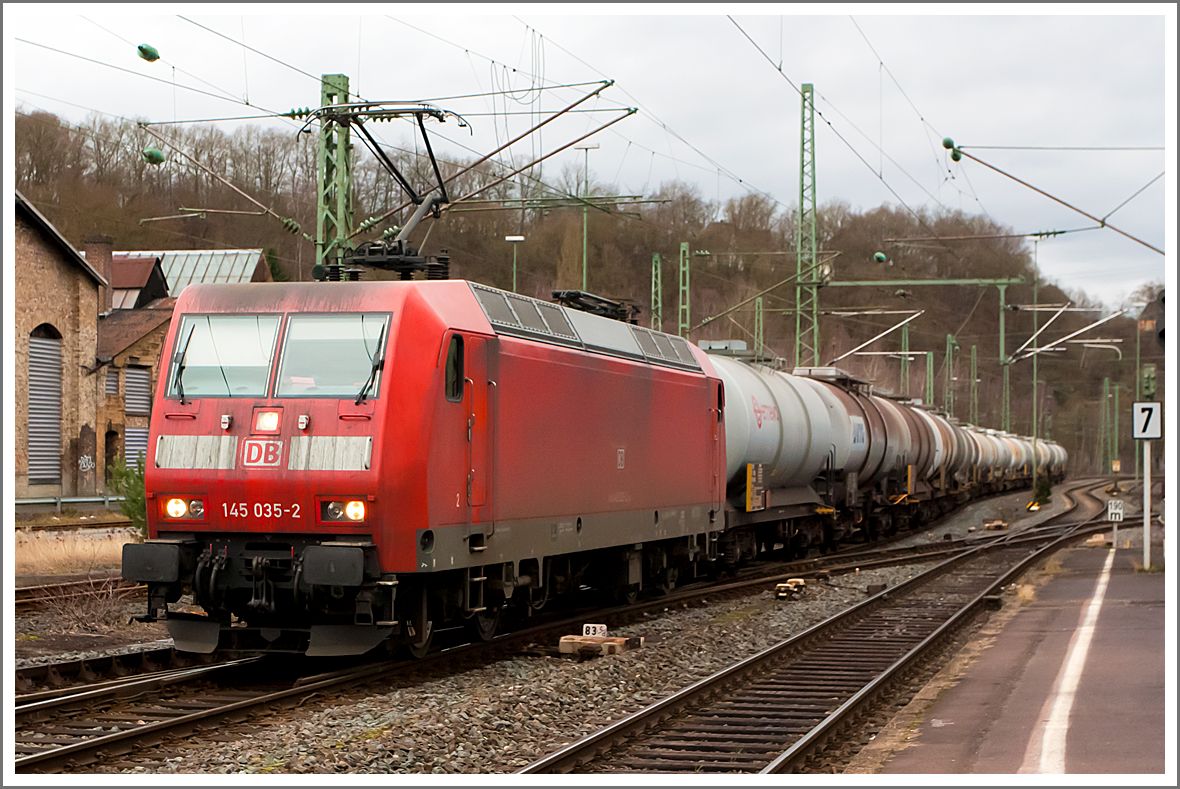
[254, 410, 281, 433]
[165, 498, 188, 518]
[321, 499, 366, 522]
[188, 499, 205, 518]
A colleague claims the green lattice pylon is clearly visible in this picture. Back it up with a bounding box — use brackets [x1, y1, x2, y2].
[678, 242, 690, 337]
[316, 74, 353, 270]
[651, 252, 662, 331]
[794, 83, 820, 368]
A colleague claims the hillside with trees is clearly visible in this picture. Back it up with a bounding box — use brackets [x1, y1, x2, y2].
[16, 108, 1164, 475]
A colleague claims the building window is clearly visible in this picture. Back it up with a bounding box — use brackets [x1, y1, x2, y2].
[28, 323, 63, 484]
[124, 427, 149, 466]
[445, 336, 464, 402]
[124, 366, 152, 416]
[106, 367, 119, 395]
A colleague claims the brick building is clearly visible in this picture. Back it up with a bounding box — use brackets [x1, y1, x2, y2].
[96, 299, 175, 485]
[16, 191, 279, 498]
[15, 190, 108, 498]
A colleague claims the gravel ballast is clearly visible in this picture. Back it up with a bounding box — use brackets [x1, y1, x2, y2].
[98, 561, 933, 775]
[30, 486, 1068, 774]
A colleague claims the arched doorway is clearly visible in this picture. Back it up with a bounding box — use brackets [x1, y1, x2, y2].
[105, 429, 121, 485]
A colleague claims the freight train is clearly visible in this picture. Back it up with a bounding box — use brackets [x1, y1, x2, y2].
[122, 280, 1066, 656]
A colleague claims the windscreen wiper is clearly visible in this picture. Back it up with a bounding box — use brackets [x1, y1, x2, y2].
[174, 324, 197, 404]
[354, 329, 386, 405]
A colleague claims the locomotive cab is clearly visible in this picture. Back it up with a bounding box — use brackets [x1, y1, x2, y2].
[123, 285, 412, 656]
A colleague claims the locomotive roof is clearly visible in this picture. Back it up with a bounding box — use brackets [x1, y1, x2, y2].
[171, 280, 709, 374]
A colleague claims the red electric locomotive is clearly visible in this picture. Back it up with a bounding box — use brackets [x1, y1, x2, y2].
[123, 280, 726, 656]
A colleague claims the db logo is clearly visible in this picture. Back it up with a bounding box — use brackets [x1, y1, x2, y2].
[242, 439, 283, 468]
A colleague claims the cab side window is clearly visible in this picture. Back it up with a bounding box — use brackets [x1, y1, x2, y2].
[445, 336, 464, 402]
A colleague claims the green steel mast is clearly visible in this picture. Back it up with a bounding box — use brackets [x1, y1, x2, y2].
[794, 83, 820, 368]
[651, 252, 663, 331]
[316, 74, 353, 271]
[678, 242, 690, 337]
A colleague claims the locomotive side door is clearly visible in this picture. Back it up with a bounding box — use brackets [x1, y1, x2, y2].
[464, 335, 491, 517]
[712, 380, 724, 513]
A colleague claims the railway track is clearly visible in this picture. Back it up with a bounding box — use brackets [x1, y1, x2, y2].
[520, 480, 1113, 774]
[15, 481, 1110, 773]
[15, 577, 142, 611]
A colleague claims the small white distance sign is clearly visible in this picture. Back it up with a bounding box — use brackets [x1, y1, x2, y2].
[1132, 402, 1162, 440]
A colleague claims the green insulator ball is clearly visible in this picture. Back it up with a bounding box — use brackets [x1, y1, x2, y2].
[137, 44, 160, 62]
[951, 148, 962, 162]
[941, 137, 954, 150]
[874, 251, 888, 263]
[142, 147, 166, 165]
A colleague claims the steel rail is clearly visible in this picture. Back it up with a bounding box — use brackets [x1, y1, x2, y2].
[520, 480, 1105, 773]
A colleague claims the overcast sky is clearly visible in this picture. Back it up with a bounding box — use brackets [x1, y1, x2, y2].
[5, 4, 1173, 307]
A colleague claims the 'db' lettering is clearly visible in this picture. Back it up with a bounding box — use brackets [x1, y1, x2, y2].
[243, 439, 282, 467]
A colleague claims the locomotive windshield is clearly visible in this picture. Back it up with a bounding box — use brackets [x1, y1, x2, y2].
[167, 314, 280, 398]
[276, 313, 390, 398]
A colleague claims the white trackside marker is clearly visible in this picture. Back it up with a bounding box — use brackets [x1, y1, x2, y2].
[1020, 548, 1116, 773]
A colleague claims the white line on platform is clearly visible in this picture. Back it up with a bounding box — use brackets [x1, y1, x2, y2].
[1020, 548, 1116, 774]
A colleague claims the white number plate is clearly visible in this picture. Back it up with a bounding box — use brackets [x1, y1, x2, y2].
[582, 623, 608, 637]
[222, 501, 302, 519]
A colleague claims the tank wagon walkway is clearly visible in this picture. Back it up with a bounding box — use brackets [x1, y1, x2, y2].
[872, 529, 1166, 775]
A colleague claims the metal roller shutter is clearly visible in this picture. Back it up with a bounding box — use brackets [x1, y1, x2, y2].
[124, 367, 152, 416]
[124, 427, 150, 466]
[28, 336, 62, 484]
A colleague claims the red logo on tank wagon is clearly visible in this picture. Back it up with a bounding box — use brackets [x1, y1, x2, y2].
[242, 439, 283, 468]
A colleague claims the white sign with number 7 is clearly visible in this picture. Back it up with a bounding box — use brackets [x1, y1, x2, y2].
[1132, 402, 1162, 440]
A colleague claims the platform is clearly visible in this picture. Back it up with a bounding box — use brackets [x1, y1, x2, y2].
[869, 526, 1167, 775]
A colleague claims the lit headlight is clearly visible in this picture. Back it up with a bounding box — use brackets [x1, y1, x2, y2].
[254, 410, 281, 433]
[163, 496, 205, 520]
[165, 498, 188, 518]
[321, 499, 366, 522]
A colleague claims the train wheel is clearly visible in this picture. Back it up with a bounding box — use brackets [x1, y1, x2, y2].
[403, 621, 434, 659]
[615, 584, 639, 605]
[465, 607, 501, 642]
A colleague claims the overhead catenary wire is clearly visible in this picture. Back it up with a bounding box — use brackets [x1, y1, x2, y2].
[169, 16, 626, 233]
[1102, 171, 1164, 221]
[389, 14, 783, 207]
[727, 17, 969, 266]
[79, 15, 247, 106]
[952, 148, 1164, 255]
[513, 15, 786, 209]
